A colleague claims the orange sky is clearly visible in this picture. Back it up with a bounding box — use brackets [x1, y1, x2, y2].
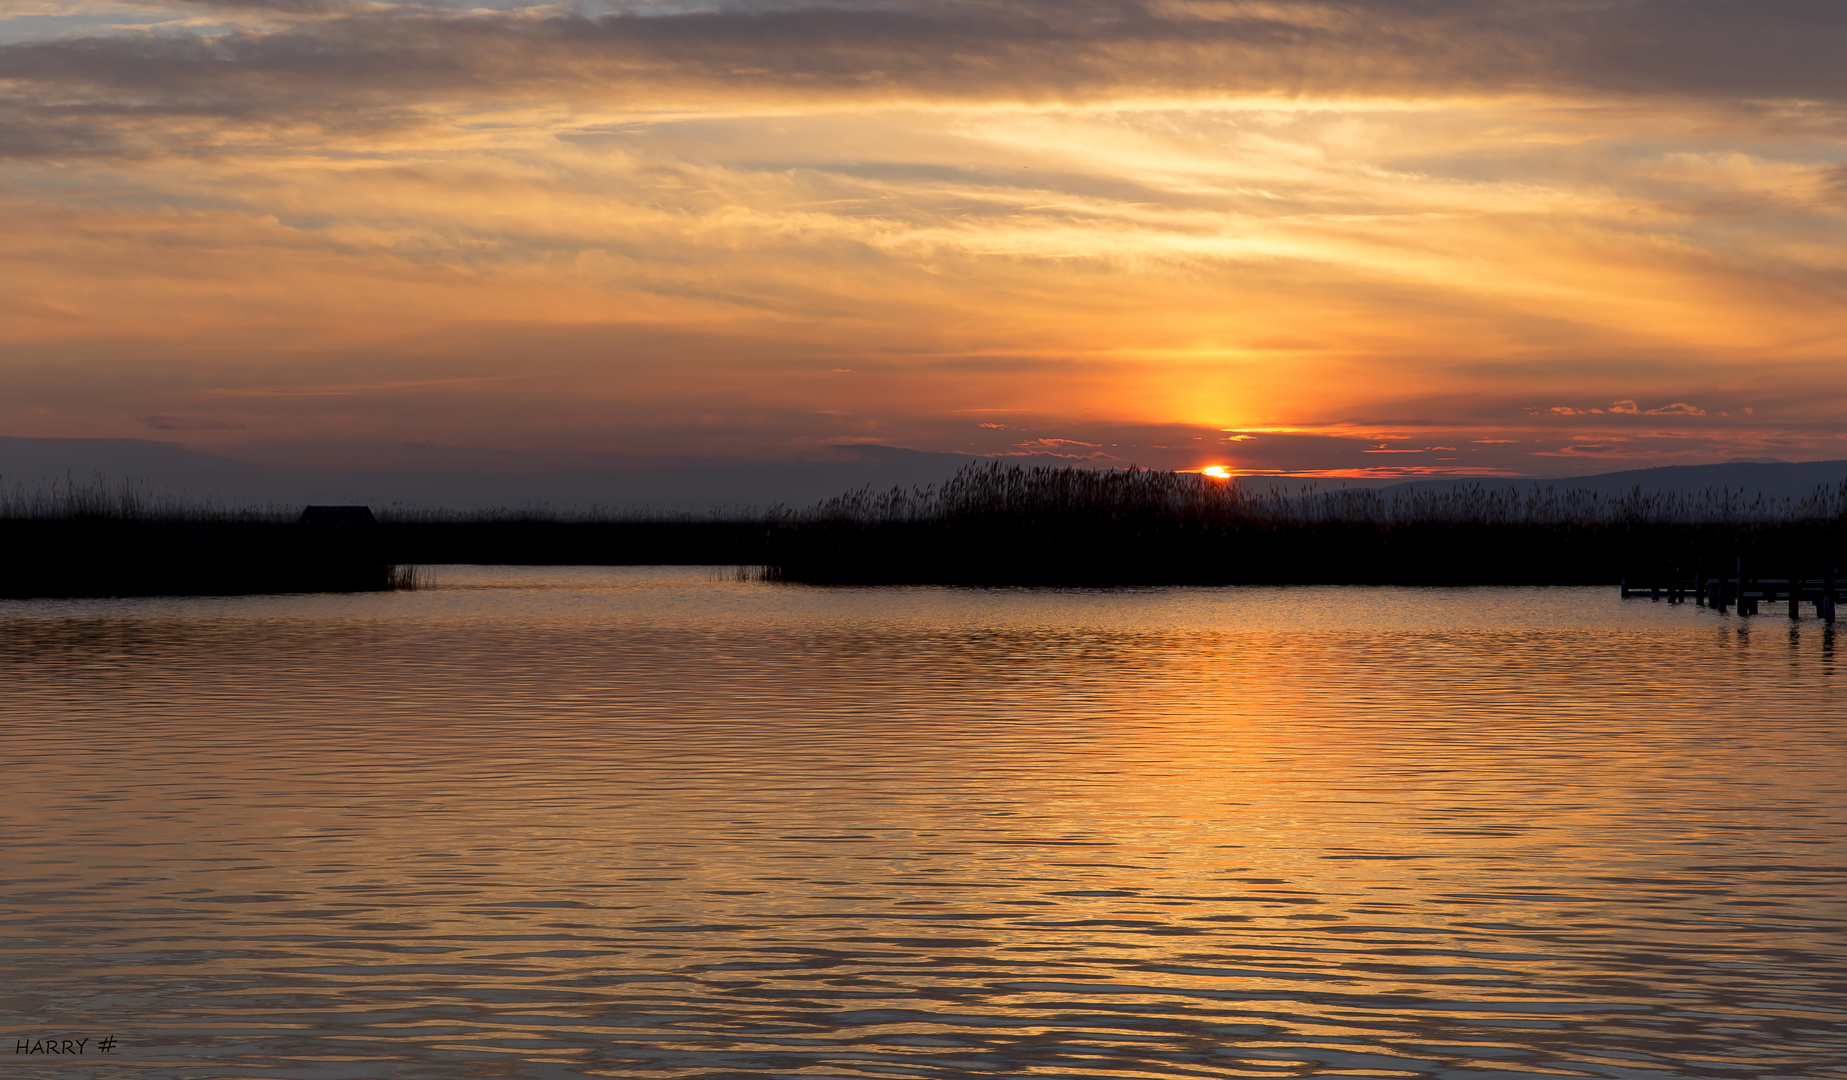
[3, 0, 1845, 477]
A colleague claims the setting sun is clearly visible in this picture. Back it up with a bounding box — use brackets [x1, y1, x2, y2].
[2, 4, 1842, 1078]
[4, 0, 1844, 484]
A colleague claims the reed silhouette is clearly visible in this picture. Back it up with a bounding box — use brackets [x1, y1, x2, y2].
[374, 506, 772, 567]
[761, 462, 1847, 586]
[7, 464, 1842, 595]
[0, 477, 415, 598]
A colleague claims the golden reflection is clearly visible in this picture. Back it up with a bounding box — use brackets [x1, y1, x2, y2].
[2, 571, 1843, 1072]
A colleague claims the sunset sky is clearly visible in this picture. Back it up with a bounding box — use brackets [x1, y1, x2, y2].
[3, 0, 1845, 479]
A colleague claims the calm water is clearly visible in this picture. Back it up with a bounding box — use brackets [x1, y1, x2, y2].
[3, 568, 1845, 1079]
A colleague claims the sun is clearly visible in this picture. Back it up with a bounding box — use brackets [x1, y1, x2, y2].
[1200, 465, 1232, 479]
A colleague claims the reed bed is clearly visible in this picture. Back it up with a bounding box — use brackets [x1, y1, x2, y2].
[6, 465, 1842, 593]
[0, 475, 292, 522]
[0, 476, 412, 598]
[372, 506, 771, 566]
[765, 462, 1847, 586]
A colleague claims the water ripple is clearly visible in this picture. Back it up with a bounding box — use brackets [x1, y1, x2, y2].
[1, 568, 1843, 1078]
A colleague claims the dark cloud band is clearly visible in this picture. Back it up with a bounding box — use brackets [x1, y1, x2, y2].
[5, 0, 1844, 129]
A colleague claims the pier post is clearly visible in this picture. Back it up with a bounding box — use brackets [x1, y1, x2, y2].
[1789, 579, 1802, 619]
[1824, 555, 1838, 625]
[1695, 563, 1705, 607]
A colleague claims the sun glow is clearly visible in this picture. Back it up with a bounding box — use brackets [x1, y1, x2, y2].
[1, 0, 1841, 472]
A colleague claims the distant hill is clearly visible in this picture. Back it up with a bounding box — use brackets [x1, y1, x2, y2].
[1373, 460, 1847, 502]
[4, 437, 1845, 513]
[0, 438, 280, 502]
[0, 437, 984, 513]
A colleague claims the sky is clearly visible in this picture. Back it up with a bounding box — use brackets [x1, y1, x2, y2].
[3, 0, 1846, 480]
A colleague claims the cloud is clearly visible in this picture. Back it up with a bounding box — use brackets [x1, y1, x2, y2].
[1016, 437, 1104, 450]
[1004, 437, 1117, 459]
[1550, 400, 1709, 417]
[141, 414, 247, 429]
[1001, 450, 1120, 460]
[3, 0, 1845, 158]
[4, 2, 1846, 476]
[1360, 443, 1459, 454]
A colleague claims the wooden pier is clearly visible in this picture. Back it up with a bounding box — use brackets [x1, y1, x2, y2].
[1620, 558, 1837, 621]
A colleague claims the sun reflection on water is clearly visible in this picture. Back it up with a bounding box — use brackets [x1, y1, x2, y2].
[0, 568, 1842, 1077]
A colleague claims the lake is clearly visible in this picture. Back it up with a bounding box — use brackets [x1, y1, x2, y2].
[3, 567, 1844, 1078]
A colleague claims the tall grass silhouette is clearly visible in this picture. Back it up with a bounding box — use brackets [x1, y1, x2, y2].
[371, 505, 773, 566]
[764, 462, 1847, 585]
[6, 464, 1842, 594]
[0, 476, 414, 598]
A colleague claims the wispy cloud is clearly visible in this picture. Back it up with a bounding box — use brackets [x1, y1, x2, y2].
[8, 0, 1845, 122]
[141, 413, 246, 429]
[1548, 400, 1710, 418]
[2, 0, 1844, 472]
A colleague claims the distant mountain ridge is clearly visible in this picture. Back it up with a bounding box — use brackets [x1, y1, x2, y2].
[2, 437, 1845, 512]
[1372, 459, 1847, 503]
[0, 437, 984, 513]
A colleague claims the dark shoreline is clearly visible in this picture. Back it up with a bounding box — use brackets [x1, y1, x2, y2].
[754, 520, 1840, 588]
[3, 463, 1843, 597]
[2, 515, 1841, 597]
[0, 517, 415, 599]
